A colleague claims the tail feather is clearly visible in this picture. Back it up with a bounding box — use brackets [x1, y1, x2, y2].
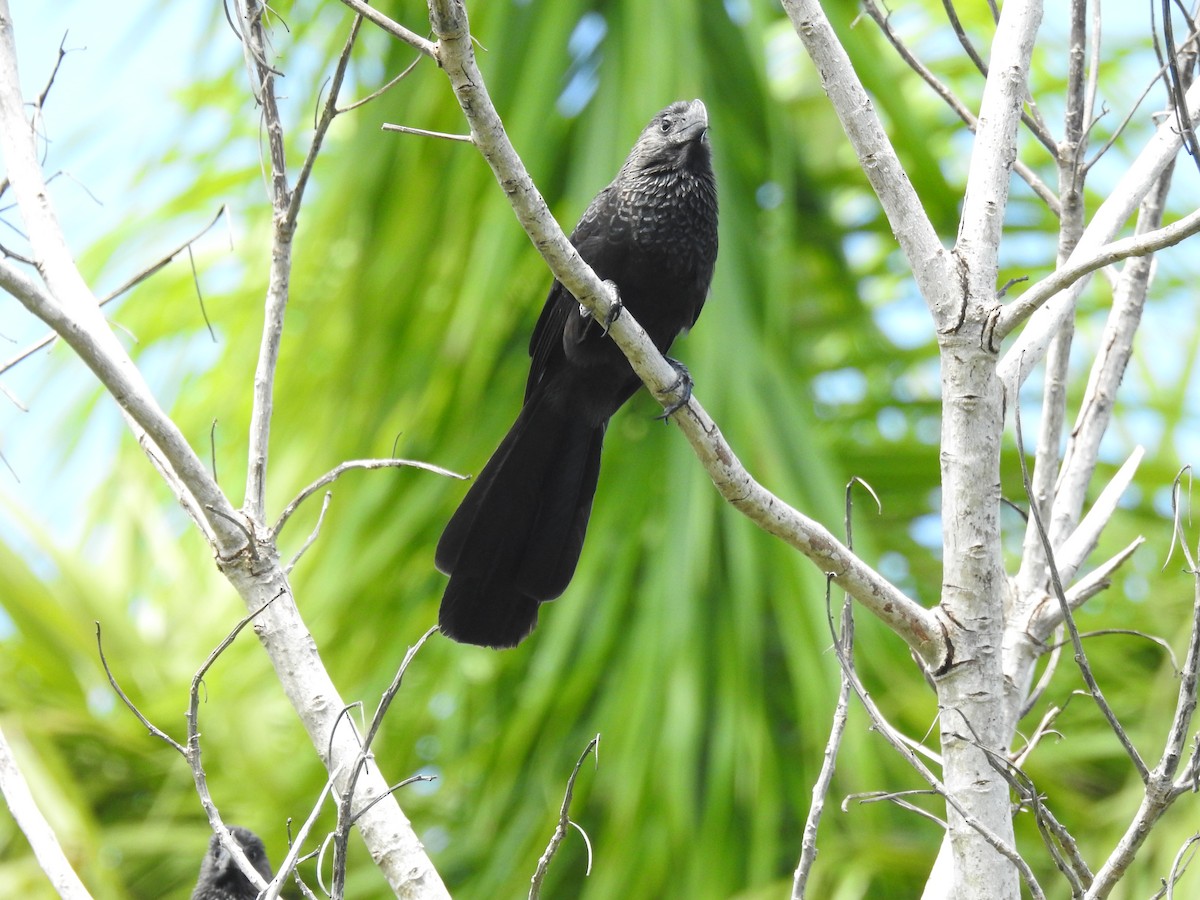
[436, 391, 604, 648]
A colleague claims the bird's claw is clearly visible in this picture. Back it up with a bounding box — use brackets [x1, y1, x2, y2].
[599, 281, 623, 334]
[655, 358, 693, 421]
[579, 281, 624, 335]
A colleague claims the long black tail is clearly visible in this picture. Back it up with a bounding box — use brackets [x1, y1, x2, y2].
[435, 390, 605, 648]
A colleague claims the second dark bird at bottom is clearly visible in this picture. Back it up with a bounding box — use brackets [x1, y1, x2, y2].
[190, 825, 273, 900]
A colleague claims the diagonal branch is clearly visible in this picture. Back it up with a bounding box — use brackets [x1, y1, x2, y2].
[529, 734, 600, 899]
[0, 723, 93, 899]
[274, 458, 465, 536]
[993, 203, 1200, 345]
[0, 4, 246, 552]
[0, 205, 229, 379]
[861, 0, 1060, 214]
[780, 0, 957, 331]
[336, 0, 436, 58]
[998, 76, 1200, 383]
[1013, 397, 1148, 783]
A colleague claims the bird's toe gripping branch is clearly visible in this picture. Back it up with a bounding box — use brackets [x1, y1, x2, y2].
[656, 357, 693, 420]
[599, 280, 624, 334]
[579, 280, 624, 336]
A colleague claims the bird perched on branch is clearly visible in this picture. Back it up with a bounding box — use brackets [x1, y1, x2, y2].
[436, 99, 719, 648]
[190, 825, 273, 900]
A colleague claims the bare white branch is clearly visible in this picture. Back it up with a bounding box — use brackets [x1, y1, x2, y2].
[780, 0, 957, 330]
[0, 723, 93, 899]
[998, 77, 1200, 383]
[1052, 446, 1145, 589]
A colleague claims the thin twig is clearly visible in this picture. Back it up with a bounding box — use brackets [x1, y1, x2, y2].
[842, 789, 947, 828]
[186, 595, 283, 893]
[0, 723, 94, 899]
[95, 622, 186, 754]
[273, 457, 465, 537]
[331, 626, 438, 900]
[341, 55, 423, 113]
[993, 204, 1200, 344]
[530, 734, 600, 899]
[381, 122, 474, 142]
[794, 476, 877, 898]
[1042, 629, 1181, 674]
[1013, 389, 1148, 782]
[335, 0, 437, 58]
[1164, 833, 1200, 899]
[285, 490, 332, 573]
[286, 14, 362, 233]
[0, 204, 228, 378]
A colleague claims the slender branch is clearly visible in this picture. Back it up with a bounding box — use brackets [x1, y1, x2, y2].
[781, 0, 957, 331]
[794, 477, 875, 898]
[992, 203, 1200, 345]
[0, 723, 94, 899]
[95, 622, 186, 754]
[793, 577, 852, 899]
[273, 457, 465, 536]
[0, 205, 228, 378]
[285, 491, 332, 574]
[241, 0, 295, 523]
[1060, 537, 1145, 610]
[286, 15, 362, 234]
[0, 11, 247, 551]
[331, 626, 438, 900]
[341, 55, 423, 114]
[998, 76, 1200, 382]
[1013, 395, 1148, 782]
[335, 0, 437, 58]
[529, 734, 600, 899]
[860, 0, 1060, 214]
[1050, 446, 1144, 592]
[843, 789, 947, 828]
[381, 122, 474, 142]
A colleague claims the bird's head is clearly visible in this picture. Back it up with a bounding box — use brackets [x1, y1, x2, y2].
[621, 99, 712, 177]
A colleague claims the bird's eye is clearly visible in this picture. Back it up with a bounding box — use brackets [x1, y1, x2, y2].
[659, 118, 672, 133]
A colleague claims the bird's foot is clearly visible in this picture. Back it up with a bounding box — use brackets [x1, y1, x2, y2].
[655, 357, 693, 421]
[599, 281, 623, 334]
[578, 280, 624, 335]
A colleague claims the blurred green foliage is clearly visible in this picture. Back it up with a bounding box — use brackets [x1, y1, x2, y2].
[3, 1, 1200, 898]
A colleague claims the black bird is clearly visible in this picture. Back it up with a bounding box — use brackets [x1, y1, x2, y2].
[190, 826, 272, 900]
[436, 99, 719, 648]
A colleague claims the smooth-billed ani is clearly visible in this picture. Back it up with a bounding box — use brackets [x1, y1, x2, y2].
[190, 826, 272, 900]
[436, 99, 719, 649]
